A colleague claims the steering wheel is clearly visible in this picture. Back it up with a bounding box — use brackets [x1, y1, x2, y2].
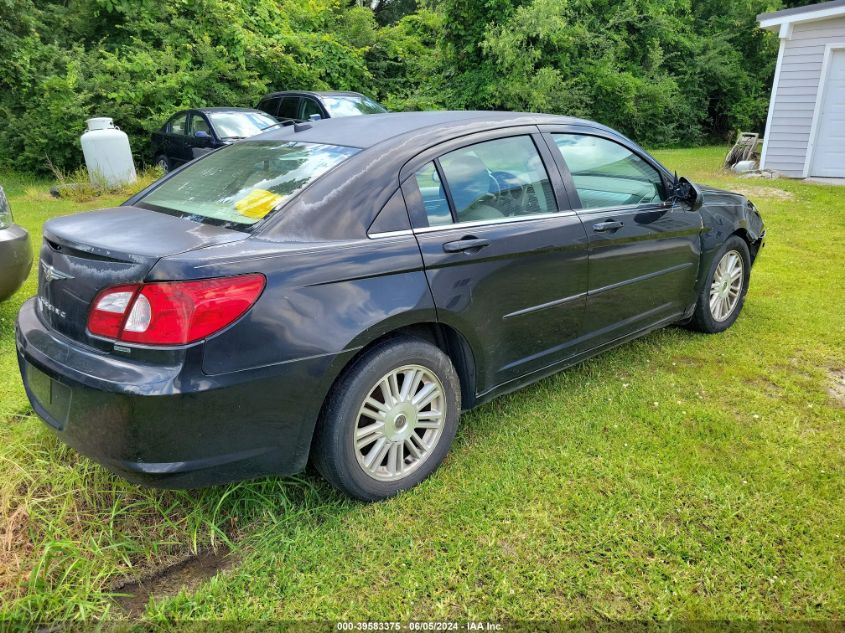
[490, 171, 536, 216]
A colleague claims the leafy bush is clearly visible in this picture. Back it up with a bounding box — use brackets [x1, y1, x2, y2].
[0, 0, 374, 173]
[438, 0, 779, 147]
[0, 0, 782, 174]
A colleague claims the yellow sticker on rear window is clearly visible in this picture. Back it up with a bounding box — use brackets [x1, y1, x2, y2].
[235, 189, 285, 219]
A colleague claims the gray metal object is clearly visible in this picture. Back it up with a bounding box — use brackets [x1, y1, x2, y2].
[725, 133, 760, 169]
[0, 185, 33, 301]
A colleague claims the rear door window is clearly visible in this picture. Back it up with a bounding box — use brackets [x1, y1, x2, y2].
[438, 136, 556, 224]
[551, 134, 665, 209]
[257, 97, 281, 117]
[278, 97, 301, 120]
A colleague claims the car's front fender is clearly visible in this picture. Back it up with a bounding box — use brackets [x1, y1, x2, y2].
[695, 186, 766, 294]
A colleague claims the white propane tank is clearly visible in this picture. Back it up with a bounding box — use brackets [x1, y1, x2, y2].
[80, 117, 137, 187]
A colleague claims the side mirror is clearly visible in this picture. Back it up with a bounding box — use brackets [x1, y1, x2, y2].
[672, 176, 704, 211]
[309, 114, 322, 122]
[194, 130, 212, 146]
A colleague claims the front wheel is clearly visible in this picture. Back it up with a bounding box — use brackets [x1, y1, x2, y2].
[154, 155, 170, 173]
[686, 235, 751, 333]
[313, 337, 461, 501]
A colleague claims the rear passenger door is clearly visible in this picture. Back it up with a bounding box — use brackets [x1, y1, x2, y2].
[543, 128, 703, 348]
[402, 129, 589, 393]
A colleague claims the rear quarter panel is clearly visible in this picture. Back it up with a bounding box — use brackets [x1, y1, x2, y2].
[0, 225, 33, 301]
[149, 235, 436, 377]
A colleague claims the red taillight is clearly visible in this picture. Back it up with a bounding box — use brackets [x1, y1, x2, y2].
[87, 285, 140, 340]
[87, 274, 266, 345]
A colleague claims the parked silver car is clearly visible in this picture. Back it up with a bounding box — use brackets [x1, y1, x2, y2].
[0, 186, 32, 301]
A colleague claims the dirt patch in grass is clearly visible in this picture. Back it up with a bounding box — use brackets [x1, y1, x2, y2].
[747, 377, 784, 399]
[667, 355, 703, 372]
[828, 369, 845, 407]
[0, 504, 33, 599]
[112, 547, 235, 618]
[731, 186, 796, 201]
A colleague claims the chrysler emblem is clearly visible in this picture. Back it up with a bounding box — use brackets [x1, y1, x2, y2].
[42, 262, 74, 283]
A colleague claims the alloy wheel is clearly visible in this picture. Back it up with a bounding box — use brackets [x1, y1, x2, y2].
[354, 364, 447, 482]
[709, 249, 744, 322]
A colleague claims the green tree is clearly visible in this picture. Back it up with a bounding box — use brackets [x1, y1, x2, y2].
[0, 0, 787, 173]
[0, 0, 374, 173]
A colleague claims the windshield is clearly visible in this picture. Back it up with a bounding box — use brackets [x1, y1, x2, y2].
[139, 141, 360, 228]
[208, 111, 278, 139]
[322, 95, 387, 118]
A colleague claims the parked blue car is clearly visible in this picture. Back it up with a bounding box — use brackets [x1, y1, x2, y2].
[150, 107, 278, 172]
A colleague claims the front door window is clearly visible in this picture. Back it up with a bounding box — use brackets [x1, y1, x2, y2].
[552, 134, 664, 209]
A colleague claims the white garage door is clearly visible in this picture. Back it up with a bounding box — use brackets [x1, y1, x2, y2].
[811, 49, 845, 178]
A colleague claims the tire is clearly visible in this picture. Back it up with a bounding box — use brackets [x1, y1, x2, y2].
[313, 337, 461, 501]
[686, 235, 751, 333]
[154, 155, 171, 173]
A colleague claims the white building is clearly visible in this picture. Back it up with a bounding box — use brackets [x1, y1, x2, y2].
[758, 0, 845, 178]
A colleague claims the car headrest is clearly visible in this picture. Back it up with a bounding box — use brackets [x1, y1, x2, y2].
[441, 153, 490, 212]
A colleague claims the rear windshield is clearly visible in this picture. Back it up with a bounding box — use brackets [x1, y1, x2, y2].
[139, 141, 360, 229]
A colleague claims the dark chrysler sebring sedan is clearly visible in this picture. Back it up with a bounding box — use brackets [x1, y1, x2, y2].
[16, 112, 765, 500]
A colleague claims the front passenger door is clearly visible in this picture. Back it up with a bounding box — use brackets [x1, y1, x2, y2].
[299, 97, 325, 121]
[546, 131, 703, 348]
[187, 112, 215, 161]
[166, 111, 192, 166]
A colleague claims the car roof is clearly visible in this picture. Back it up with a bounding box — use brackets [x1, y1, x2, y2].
[262, 90, 365, 99]
[245, 110, 641, 242]
[195, 107, 270, 114]
[257, 110, 605, 150]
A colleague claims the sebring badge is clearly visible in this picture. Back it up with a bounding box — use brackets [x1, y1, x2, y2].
[38, 296, 67, 319]
[42, 261, 74, 283]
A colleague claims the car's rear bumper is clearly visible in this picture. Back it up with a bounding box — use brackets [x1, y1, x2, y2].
[0, 224, 33, 301]
[15, 298, 347, 488]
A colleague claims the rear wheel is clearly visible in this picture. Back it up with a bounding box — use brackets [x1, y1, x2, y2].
[687, 235, 751, 333]
[313, 337, 460, 501]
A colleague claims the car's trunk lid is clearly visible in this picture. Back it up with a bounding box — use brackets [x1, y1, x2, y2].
[38, 206, 248, 344]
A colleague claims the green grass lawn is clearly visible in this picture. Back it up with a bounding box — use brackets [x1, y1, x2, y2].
[1, 147, 843, 623]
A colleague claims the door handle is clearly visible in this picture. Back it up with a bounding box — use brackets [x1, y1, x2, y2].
[442, 236, 490, 254]
[592, 220, 624, 233]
